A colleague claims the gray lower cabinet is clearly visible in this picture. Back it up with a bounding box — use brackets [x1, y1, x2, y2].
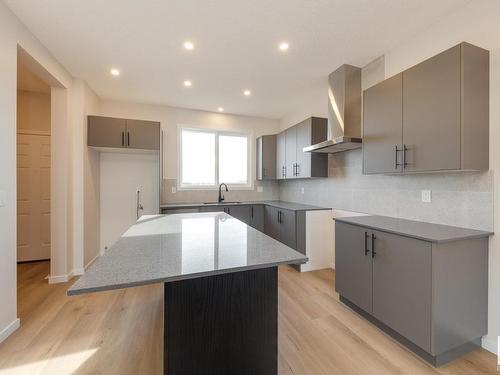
[264, 206, 281, 240]
[256, 135, 276, 180]
[198, 204, 264, 231]
[248, 205, 264, 232]
[264, 206, 297, 250]
[362, 42, 489, 174]
[335, 220, 488, 366]
[88, 115, 160, 151]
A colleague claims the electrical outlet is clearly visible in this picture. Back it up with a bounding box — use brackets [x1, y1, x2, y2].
[257, 186, 263, 193]
[171, 186, 177, 194]
[0, 190, 5, 207]
[301, 187, 305, 195]
[421, 190, 432, 203]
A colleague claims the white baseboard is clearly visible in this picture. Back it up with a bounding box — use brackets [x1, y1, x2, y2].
[48, 270, 74, 284]
[482, 336, 498, 355]
[0, 318, 20, 344]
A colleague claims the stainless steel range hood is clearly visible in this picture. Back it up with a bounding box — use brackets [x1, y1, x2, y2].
[303, 64, 362, 153]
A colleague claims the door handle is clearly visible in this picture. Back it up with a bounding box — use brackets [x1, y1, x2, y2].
[364, 232, 370, 256]
[371, 233, 376, 258]
[251, 206, 254, 219]
[394, 145, 401, 169]
[402, 144, 408, 169]
[127, 132, 130, 147]
[293, 163, 297, 176]
[121, 132, 125, 147]
[296, 163, 300, 176]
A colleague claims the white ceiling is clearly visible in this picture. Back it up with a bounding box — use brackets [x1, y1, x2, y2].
[6, 0, 471, 119]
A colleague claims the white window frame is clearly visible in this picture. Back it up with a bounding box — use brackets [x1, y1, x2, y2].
[178, 125, 253, 190]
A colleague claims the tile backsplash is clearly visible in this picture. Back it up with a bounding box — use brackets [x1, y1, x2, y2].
[279, 149, 493, 231]
[161, 179, 280, 204]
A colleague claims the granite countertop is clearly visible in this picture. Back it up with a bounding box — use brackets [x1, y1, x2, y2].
[160, 200, 330, 211]
[335, 215, 493, 243]
[68, 213, 307, 296]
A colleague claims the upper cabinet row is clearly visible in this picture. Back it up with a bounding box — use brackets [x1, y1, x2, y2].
[88, 115, 160, 151]
[363, 42, 489, 174]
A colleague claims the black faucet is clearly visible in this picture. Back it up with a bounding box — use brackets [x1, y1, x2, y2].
[218, 183, 228, 203]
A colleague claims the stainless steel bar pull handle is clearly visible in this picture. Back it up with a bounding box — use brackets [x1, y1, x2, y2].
[394, 145, 400, 169]
[364, 232, 370, 256]
[371, 233, 376, 258]
[403, 144, 408, 169]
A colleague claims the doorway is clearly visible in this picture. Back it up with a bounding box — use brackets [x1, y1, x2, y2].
[16, 60, 51, 263]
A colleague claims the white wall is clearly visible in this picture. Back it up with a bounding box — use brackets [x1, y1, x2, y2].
[99, 100, 281, 203]
[99, 152, 159, 252]
[0, 1, 74, 342]
[279, 0, 500, 355]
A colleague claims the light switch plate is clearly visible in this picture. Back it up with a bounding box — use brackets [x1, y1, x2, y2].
[0, 190, 5, 207]
[421, 190, 432, 203]
[171, 186, 177, 194]
[257, 186, 263, 193]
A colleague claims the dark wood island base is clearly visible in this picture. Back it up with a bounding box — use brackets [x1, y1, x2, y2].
[164, 267, 278, 375]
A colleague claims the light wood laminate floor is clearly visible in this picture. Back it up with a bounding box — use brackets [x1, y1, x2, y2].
[0, 261, 497, 374]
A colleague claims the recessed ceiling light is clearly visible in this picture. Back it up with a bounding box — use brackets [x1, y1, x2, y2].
[110, 68, 120, 76]
[243, 90, 251, 96]
[218, 107, 224, 112]
[184, 80, 192, 87]
[279, 42, 289, 51]
[184, 41, 194, 50]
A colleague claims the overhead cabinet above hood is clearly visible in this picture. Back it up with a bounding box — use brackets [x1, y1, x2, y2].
[303, 64, 362, 153]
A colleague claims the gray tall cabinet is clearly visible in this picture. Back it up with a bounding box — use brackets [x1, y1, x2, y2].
[277, 117, 328, 179]
[256, 135, 276, 180]
[363, 42, 489, 174]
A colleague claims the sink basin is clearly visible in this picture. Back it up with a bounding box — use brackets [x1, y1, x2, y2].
[203, 201, 241, 205]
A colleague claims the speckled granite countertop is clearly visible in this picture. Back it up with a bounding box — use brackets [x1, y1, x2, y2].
[335, 215, 493, 243]
[160, 200, 330, 211]
[68, 213, 307, 296]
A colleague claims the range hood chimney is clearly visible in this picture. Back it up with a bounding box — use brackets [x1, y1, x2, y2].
[303, 64, 362, 153]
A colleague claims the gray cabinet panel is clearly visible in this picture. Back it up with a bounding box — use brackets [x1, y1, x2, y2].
[226, 205, 251, 224]
[256, 135, 276, 180]
[295, 120, 312, 178]
[264, 206, 280, 240]
[363, 74, 403, 174]
[88, 116, 126, 148]
[335, 222, 373, 313]
[249, 205, 264, 232]
[403, 45, 461, 172]
[126, 119, 160, 150]
[199, 206, 225, 213]
[285, 127, 297, 178]
[279, 209, 296, 249]
[372, 230, 432, 352]
[276, 132, 286, 179]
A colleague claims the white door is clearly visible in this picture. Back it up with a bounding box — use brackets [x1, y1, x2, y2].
[17, 133, 51, 261]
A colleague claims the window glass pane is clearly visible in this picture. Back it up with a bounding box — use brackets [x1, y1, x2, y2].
[181, 130, 216, 186]
[218, 134, 248, 184]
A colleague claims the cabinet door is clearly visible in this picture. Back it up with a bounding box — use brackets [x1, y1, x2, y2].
[295, 120, 312, 178]
[262, 135, 276, 179]
[264, 206, 280, 240]
[372, 230, 431, 352]
[125, 119, 160, 150]
[276, 132, 286, 179]
[335, 222, 373, 313]
[279, 209, 296, 249]
[285, 127, 297, 178]
[363, 74, 403, 174]
[249, 205, 264, 232]
[403, 45, 460, 172]
[227, 205, 251, 224]
[256, 137, 264, 180]
[88, 116, 126, 148]
[199, 206, 225, 213]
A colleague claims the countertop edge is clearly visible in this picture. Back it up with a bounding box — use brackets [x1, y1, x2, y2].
[160, 201, 331, 211]
[67, 257, 308, 297]
[334, 216, 493, 243]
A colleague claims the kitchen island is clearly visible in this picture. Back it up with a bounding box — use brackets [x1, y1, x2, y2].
[68, 212, 307, 374]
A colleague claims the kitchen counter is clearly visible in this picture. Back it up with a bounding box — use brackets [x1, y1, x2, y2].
[68, 212, 307, 296]
[335, 215, 493, 243]
[160, 200, 330, 211]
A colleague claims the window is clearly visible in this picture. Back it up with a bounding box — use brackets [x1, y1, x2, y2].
[179, 127, 251, 189]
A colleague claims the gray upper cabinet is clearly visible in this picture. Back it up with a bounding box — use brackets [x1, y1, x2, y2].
[335, 222, 373, 313]
[88, 116, 126, 148]
[372, 230, 432, 352]
[126, 119, 160, 150]
[403, 45, 460, 172]
[362, 42, 489, 174]
[88, 115, 160, 151]
[285, 127, 297, 179]
[277, 117, 328, 180]
[276, 132, 286, 179]
[363, 74, 403, 174]
[256, 135, 276, 180]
